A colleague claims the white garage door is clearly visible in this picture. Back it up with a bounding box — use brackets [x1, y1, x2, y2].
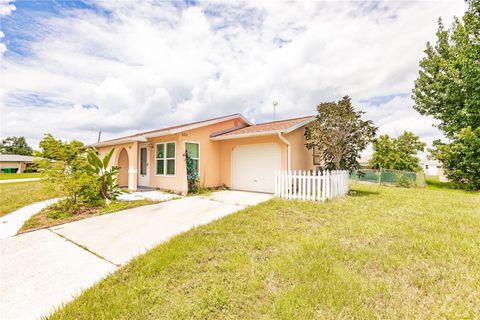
[232, 143, 281, 193]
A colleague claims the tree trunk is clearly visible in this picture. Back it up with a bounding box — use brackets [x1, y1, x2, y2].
[334, 158, 341, 170]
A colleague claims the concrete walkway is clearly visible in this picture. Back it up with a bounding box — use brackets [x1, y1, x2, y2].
[0, 198, 61, 239]
[0, 191, 272, 319]
[117, 190, 179, 202]
[0, 177, 41, 184]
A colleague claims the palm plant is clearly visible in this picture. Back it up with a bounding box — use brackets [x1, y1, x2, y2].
[86, 148, 121, 202]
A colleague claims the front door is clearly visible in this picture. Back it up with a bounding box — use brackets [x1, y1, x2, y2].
[138, 146, 150, 186]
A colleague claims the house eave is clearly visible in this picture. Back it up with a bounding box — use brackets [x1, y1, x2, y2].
[210, 130, 283, 140]
[284, 117, 316, 133]
[84, 136, 147, 148]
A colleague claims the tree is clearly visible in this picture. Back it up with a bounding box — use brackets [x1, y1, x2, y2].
[412, 1, 480, 190]
[370, 132, 426, 172]
[0, 136, 33, 155]
[412, 1, 479, 137]
[38, 133, 84, 163]
[36, 134, 93, 205]
[305, 96, 377, 171]
[431, 127, 480, 190]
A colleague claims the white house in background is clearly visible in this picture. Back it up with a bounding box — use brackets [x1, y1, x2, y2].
[0, 154, 35, 173]
[420, 158, 442, 176]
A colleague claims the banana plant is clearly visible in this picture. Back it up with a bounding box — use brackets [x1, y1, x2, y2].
[86, 148, 121, 202]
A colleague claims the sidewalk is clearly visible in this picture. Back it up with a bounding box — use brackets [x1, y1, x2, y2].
[0, 178, 41, 184]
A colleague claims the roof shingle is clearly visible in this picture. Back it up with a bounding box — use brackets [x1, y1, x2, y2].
[215, 116, 315, 137]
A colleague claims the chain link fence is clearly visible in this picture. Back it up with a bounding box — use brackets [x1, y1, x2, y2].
[350, 169, 426, 188]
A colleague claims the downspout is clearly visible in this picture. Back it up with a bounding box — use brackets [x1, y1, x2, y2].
[278, 132, 291, 171]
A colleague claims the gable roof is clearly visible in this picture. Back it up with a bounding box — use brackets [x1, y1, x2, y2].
[210, 116, 315, 140]
[86, 114, 252, 148]
[0, 155, 35, 162]
[86, 113, 315, 147]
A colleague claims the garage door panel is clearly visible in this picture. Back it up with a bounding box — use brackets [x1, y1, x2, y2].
[232, 143, 281, 193]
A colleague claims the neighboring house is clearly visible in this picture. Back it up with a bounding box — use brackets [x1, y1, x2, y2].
[0, 154, 35, 173]
[420, 158, 448, 181]
[86, 114, 316, 194]
[420, 158, 442, 176]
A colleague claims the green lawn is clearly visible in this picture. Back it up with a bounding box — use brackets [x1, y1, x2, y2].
[0, 181, 62, 217]
[0, 172, 42, 180]
[426, 175, 456, 190]
[50, 183, 480, 319]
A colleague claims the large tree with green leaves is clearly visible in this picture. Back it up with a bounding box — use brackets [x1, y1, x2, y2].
[412, 1, 479, 137]
[0, 136, 33, 155]
[431, 127, 480, 190]
[370, 132, 426, 172]
[38, 133, 84, 164]
[413, 1, 480, 190]
[305, 96, 377, 171]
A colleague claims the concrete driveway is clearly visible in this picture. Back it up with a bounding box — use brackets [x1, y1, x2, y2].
[0, 191, 272, 319]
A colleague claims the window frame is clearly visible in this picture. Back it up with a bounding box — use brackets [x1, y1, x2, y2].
[185, 141, 200, 175]
[155, 141, 176, 177]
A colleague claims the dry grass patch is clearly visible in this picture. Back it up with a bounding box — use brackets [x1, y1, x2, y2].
[19, 199, 160, 233]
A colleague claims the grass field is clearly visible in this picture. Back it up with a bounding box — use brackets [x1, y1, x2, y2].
[0, 181, 62, 217]
[49, 182, 480, 319]
[0, 172, 42, 180]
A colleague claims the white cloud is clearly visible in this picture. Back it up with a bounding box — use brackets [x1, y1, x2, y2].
[0, 0, 15, 16]
[0, 0, 14, 57]
[0, 0, 467, 148]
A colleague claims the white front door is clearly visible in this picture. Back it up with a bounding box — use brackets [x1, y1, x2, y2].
[138, 146, 150, 186]
[231, 143, 281, 193]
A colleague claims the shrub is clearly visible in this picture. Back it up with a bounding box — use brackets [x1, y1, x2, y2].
[86, 148, 121, 202]
[37, 144, 120, 212]
[185, 151, 199, 194]
[395, 172, 416, 188]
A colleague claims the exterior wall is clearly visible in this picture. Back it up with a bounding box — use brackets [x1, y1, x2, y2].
[96, 120, 313, 193]
[18, 162, 26, 173]
[0, 161, 24, 173]
[177, 118, 240, 189]
[98, 142, 138, 191]
[117, 148, 129, 187]
[146, 133, 184, 193]
[97, 118, 241, 194]
[285, 126, 315, 172]
[146, 118, 241, 194]
[219, 135, 288, 188]
[0, 161, 20, 169]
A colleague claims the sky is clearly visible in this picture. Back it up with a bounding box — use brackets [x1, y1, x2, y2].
[0, 0, 468, 152]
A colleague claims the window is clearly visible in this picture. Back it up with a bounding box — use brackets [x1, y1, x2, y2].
[140, 147, 147, 175]
[185, 142, 200, 173]
[156, 142, 175, 175]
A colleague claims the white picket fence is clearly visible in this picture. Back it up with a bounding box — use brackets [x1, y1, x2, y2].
[275, 170, 349, 201]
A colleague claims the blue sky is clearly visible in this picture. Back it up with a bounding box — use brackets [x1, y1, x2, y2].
[0, 0, 467, 149]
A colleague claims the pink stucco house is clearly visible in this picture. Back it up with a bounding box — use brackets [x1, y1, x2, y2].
[87, 114, 316, 194]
